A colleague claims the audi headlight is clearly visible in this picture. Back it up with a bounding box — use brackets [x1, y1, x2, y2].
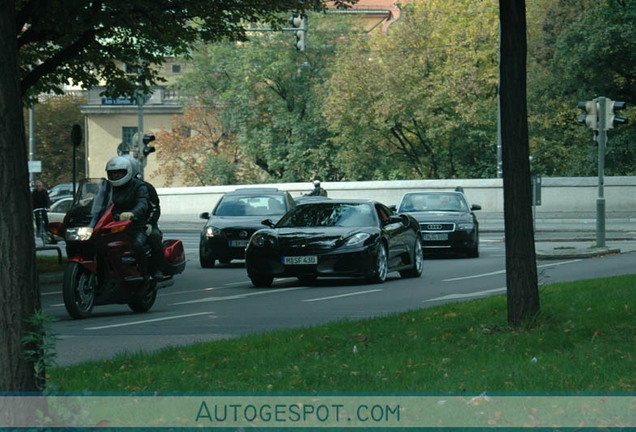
[205, 226, 222, 238]
[345, 232, 370, 247]
[66, 227, 93, 241]
[456, 222, 475, 231]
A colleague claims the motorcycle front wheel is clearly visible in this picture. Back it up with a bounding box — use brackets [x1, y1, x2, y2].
[63, 262, 97, 319]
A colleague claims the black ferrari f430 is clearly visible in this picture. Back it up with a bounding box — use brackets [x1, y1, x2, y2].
[245, 199, 423, 287]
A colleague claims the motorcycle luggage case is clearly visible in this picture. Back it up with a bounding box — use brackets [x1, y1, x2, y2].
[163, 239, 186, 275]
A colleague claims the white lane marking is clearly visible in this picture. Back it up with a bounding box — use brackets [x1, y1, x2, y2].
[424, 287, 506, 302]
[85, 312, 214, 330]
[302, 289, 383, 303]
[171, 286, 306, 305]
[442, 259, 583, 282]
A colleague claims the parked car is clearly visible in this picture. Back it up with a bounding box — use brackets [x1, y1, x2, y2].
[395, 190, 480, 257]
[245, 199, 423, 287]
[49, 182, 76, 204]
[48, 197, 74, 224]
[199, 188, 295, 268]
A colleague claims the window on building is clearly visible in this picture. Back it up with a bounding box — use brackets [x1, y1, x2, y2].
[172, 64, 182, 74]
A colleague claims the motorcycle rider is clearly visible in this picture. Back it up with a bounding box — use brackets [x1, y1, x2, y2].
[105, 156, 151, 276]
[307, 179, 327, 197]
[122, 154, 166, 278]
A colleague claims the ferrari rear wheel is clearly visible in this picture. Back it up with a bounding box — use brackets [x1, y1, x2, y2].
[368, 243, 388, 284]
[400, 239, 423, 278]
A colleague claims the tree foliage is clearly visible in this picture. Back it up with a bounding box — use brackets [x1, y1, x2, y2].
[324, 0, 499, 180]
[174, 13, 354, 184]
[25, 94, 86, 188]
[526, 0, 636, 176]
[16, 0, 356, 102]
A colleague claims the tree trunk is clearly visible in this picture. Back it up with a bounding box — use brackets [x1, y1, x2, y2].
[0, 0, 42, 391]
[499, 0, 540, 325]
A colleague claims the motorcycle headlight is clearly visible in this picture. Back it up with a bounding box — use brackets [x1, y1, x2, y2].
[205, 226, 222, 238]
[456, 222, 475, 231]
[345, 232, 371, 247]
[66, 227, 93, 241]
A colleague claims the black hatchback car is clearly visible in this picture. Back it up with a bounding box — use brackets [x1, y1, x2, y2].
[396, 191, 481, 257]
[199, 188, 295, 267]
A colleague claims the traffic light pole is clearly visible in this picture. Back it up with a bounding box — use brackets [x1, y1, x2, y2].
[596, 97, 607, 248]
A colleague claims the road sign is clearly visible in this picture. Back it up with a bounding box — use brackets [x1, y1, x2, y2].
[28, 160, 42, 173]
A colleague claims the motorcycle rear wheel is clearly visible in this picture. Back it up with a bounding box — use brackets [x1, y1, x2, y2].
[63, 262, 96, 319]
[128, 280, 158, 313]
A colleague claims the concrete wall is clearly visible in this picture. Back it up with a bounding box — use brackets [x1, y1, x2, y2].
[157, 176, 636, 221]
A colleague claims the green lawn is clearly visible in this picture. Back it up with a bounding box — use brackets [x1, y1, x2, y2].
[46, 275, 635, 393]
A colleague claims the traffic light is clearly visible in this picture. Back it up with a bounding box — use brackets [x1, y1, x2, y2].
[578, 100, 598, 131]
[289, 14, 307, 51]
[605, 100, 628, 130]
[142, 133, 156, 156]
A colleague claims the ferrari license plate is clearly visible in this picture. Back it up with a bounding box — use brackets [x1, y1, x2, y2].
[423, 233, 448, 241]
[229, 240, 249, 248]
[283, 256, 318, 265]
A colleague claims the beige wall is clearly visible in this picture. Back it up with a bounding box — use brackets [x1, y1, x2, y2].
[84, 109, 181, 186]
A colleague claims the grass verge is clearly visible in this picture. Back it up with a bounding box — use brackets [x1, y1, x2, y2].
[37, 255, 65, 274]
[47, 275, 635, 393]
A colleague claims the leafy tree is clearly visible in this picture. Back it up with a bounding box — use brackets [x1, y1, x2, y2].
[176, 13, 353, 184]
[1, 0, 354, 393]
[324, 0, 500, 180]
[150, 102, 242, 186]
[526, 0, 636, 176]
[25, 94, 86, 188]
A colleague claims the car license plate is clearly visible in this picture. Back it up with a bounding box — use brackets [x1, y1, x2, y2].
[423, 233, 448, 241]
[283, 256, 318, 265]
[229, 240, 249, 247]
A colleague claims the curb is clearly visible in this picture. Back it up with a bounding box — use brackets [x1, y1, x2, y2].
[536, 247, 621, 260]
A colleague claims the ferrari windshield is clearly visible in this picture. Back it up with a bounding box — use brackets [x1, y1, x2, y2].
[277, 203, 376, 228]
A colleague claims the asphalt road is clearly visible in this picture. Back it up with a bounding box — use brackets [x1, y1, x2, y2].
[38, 227, 636, 367]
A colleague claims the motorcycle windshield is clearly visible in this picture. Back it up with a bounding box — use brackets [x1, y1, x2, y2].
[65, 178, 112, 228]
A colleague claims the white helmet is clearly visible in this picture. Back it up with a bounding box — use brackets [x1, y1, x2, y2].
[105, 156, 133, 187]
[122, 154, 140, 178]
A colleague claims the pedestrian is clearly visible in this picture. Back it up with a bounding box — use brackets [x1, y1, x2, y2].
[31, 180, 54, 243]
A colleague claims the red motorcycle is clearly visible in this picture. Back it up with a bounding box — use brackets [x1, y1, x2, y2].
[49, 178, 186, 319]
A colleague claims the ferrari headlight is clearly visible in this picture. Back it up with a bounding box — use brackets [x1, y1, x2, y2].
[250, 232, 274, 247]
[66, 227, 93, 241]
[345, 232, 370, 247]
[205, 226, 222, 238]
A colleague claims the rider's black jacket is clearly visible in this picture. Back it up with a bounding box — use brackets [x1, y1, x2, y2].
[111, 178, 150, 229]
[143, 180, 160, 226]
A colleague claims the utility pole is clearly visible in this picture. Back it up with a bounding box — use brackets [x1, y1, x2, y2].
[29, 105, 36, 185]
